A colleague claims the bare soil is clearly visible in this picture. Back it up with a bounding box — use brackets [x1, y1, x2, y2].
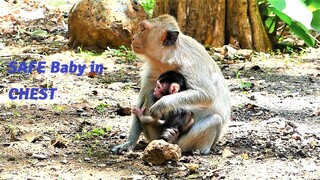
[0, 0, 319, 179]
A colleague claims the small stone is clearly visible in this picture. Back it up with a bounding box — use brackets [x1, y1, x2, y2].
[120, 175, 145, 180]
[126, 152, 141, 159]
[291, 133, 302, 140]
[35, 114, 43, 118]
[97, 164, 106, 168]
[8, 156, 15, 161]
[39, 107, 46, 111]
[285, 121, 298, 128]
[61, 159, 68, 164]
[76, 108, 84, 113]
[187, 163, 199, 174]
[119, 134, 127, 139]
[32, 153, 48, 160]
[84, 157, 91, 161]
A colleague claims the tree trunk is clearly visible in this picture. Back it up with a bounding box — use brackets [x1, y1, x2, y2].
[153, 0, 272, 52]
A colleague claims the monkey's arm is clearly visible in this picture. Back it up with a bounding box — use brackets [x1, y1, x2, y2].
[150, 89, 212, 118]
[112, 84, 156, 154]
[132, 106, 165, 125]
[111, 118, 141, 154]
[139, 115, 165, 125]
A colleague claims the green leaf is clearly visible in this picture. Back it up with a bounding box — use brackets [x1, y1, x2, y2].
[305, 0, 320, 10]
[269, 0, 313, 29]
[268, 0, 286, 10]
[270, 7, 315, 47]
[311, 10, 320, 31]
[265, 17, 277, 33]
[269, 7, 292, 25]
[30, 30, 50, 38]
[290, 22, 315, 47]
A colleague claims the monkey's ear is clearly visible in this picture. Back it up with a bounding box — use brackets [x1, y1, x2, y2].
[163, 30, 179, 46]
[170, 83, 180, 94]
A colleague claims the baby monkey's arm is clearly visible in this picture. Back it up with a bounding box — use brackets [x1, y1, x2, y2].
[132, 106, 165, 125]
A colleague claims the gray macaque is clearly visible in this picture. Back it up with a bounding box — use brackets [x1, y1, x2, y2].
[112, 14, 231, 155]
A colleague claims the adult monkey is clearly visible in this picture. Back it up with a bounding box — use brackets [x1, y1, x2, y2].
[112, 14, 231, 155]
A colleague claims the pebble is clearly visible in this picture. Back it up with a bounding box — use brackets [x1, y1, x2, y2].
[97, 164, 106, 168]
[119, 134, 127, 139]
[76, 108, 84, 113]
[291, 133, 302, 140]
[32, 153, 48, 160]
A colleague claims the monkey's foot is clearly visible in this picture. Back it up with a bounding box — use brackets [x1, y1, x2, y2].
[111, 141, 135, 155]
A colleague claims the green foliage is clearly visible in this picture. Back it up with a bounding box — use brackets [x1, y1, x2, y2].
[53, 105, 65, 112]
[90, 128, 105, 136]
[0, 61, 5, 73]
[47, 0, 66, 7]
[139, 0, 155, 17]
[29, 30, 50, 38]
[95, 102, 110, 113]
[234, 70, 242, 79]
[260, 0, 320, 47]
[104, 45, 138, 62]
[77, 47, 100, 62]
[75, 127, 110, 140]
[239, 81, 252, 91]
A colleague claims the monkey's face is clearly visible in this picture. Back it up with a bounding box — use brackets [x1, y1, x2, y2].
[153, 81, 169, 99]
[131, 18, 180, 59]
[131, 21, 162, 55]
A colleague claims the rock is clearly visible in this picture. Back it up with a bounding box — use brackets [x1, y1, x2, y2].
[291, 133, 302, 140]
[313, 108, 320, 116]
[187, 163, 199, 174]
[76, 108, 84, 113]
[126, 152, 141, 159]
[32, 153, 49, 160]
[97, 164, 107, 168]
[67, 0, 147, 49]
[119, 133, 127, 139]
[50, 135, 69, 148]
[8, 156, 15, 161]
[285, 121, 298, 128]
[120, 175, 145, 180]
[142, 140, 181, 165]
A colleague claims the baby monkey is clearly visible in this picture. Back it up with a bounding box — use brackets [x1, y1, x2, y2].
[133, 71, 194, 143]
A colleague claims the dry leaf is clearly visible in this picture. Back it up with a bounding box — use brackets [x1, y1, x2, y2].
[22, 131, 42, 143]
[222, 148, 234, 158]
[241, 153, 249, 160]
[51, 134, 69, 148]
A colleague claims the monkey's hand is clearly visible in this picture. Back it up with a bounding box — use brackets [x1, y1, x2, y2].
[132, 106, 146, 118]
[161, 128, 179, 144]
[111, 141, 135, 155]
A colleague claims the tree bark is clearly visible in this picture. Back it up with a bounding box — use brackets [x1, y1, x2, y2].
[153, 0, 225, 47]
[153, 0, 272, 52]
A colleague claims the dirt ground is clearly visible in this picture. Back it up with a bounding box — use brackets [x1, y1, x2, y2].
[0, 0, 319, 179]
